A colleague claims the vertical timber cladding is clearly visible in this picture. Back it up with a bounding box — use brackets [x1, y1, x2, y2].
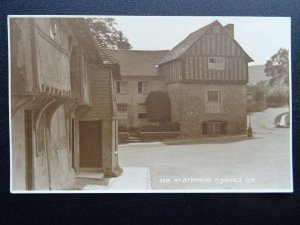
[183, 28, 248, 82]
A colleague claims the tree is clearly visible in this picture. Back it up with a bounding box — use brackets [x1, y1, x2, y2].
[86, 18, 132, 50]
[264, 48, 289, 86]
[264, 48, 290, 106]
[145, 91, 171, 122]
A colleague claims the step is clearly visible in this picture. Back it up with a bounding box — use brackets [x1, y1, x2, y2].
[76, 171, 104, 180]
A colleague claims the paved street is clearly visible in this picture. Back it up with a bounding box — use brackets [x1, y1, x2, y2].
[118, 107, 292, 191]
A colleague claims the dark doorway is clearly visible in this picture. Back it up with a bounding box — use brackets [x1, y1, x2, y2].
[79, 121, 102, 168]
[24, 110, 33, 190]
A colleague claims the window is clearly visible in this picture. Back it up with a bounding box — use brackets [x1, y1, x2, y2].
[208, 57, 225, 70]
[116, 81, 127, 94]
[138, 81, 149, 94]
[117, 103, 128, 113]
[138, 103, 147, 119]
[207, 90, 219, 102]
[49, 19, 61, 43]
[206, 90, 222, 113]
[202, 121, 227, 136]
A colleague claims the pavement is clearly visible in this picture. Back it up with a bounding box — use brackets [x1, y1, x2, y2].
[74, 167, 151, 191]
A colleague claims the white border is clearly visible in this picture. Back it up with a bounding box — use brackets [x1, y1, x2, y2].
[8, 15, 293, 194]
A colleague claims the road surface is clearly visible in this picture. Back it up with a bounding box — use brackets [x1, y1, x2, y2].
[118, 107, 292, 191]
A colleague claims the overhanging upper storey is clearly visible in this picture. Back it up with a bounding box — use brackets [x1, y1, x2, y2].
[158, 20, 254, 84]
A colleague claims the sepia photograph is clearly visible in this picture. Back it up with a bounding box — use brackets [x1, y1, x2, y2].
[9, 16, 292, 193]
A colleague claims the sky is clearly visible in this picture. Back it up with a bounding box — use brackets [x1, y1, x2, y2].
[112, 16, 290, 66]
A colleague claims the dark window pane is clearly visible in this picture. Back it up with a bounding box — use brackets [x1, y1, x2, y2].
[138, 82, 142, 93]
[116, 82, 120, 93]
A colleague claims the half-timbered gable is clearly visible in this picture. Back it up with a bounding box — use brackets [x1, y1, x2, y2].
[158, 20, 253, 84]
[158, 20, 253, 137]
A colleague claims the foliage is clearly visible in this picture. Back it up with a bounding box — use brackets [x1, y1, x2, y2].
[86, 18, 132, 50]
[265, 92, 289, 107]
[259, 48, 290, 107]
[139, 122, 181, 132]
[247, 83, 268, 112]
[145, 91, 171, 122]
[264, 48, 289, 85]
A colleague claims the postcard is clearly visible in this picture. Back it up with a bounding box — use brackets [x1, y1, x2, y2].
[9, 16, 292, 193]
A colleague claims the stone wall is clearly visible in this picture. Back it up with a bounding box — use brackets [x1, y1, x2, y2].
[167, 82, 247, 137]
[166, 82, 182, 122]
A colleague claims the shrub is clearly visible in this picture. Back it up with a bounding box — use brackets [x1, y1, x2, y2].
[247, 83, 267, 112]
[145, 91, 171, 122]
[266, 92, 289, 107]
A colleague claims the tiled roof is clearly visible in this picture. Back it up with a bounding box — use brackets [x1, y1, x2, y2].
[108, 50, 169, 76]
[95, 42, 119, 65]
[159, 20, 253, 65]
[69, 18, 119, 65]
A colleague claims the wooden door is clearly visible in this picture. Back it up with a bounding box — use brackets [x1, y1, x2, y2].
[79, 121, 102, 167]
[24, 110, 33, 190]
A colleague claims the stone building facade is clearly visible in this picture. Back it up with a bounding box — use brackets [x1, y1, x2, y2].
[10, 17, 122, 191]
[108, 50, 168, 128]
[112, 20, 253, 137]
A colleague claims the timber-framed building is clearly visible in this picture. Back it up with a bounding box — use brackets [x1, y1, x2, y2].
[111, 20, 253, 137]
[10, 18, 122, 191]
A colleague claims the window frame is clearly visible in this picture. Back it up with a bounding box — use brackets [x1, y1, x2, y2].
[208, 57, 225, 70]
[138, 81, 150, 94]
[117, 103, 128, 113]
[137, 103, 148, 119]
[116, 81, 128, 94]
[205, 89, 222, 113]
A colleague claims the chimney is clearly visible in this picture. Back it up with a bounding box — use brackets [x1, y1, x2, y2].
[224, 24, 234, 38]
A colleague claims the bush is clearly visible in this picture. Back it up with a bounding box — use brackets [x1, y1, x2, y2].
[266, 92, 289, 107]
[139, 122, 180, 132]
[145, 91, 171, 122]
[247, 83, 267, 112]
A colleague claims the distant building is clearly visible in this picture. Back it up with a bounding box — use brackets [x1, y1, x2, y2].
[112, 20, 253, 137]
[109, 50, 168, 128]
[10, 18, 122, 191]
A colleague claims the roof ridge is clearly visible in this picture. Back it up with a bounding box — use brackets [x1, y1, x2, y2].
[158, 20, 253, 65]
